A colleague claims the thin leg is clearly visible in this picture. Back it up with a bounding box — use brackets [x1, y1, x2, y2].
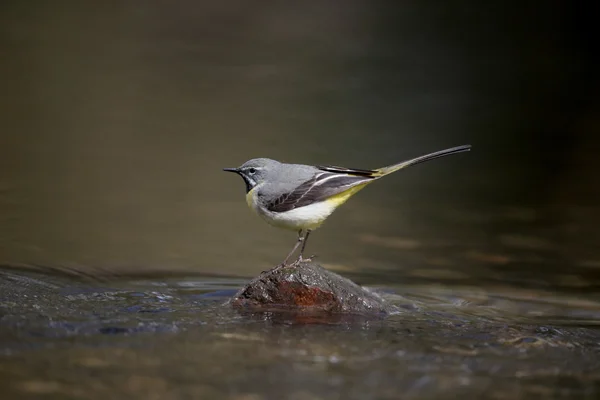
[281, 230, 304, 266]
[298, 230, 312, 261]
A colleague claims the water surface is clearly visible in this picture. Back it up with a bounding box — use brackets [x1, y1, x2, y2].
[2, 265, 600, 399]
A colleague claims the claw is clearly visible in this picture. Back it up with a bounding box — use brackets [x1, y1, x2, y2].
[297, 254, 317, 263]
[290, 258, 302, 267]
[272, 263, 286, 271]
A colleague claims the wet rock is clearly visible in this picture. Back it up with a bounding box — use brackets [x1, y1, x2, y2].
[228, 262, 398, 317]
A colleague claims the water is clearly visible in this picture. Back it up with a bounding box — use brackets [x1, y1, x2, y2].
[1, 1, 600, 398]
[1, 266, 600, 399]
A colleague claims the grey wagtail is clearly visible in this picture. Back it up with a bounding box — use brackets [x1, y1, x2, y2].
[224, 144, 471, 266]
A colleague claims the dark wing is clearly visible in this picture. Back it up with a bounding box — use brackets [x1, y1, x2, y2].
[317, 165, 378, 177]
[266, 172, 374, 213]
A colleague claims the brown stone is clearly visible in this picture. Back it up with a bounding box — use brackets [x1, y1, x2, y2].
[228, 261, 397, 317]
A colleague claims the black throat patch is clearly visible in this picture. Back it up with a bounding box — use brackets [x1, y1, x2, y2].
[241, 175, 255, 193]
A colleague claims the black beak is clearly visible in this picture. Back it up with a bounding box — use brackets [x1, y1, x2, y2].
[223, 167, 252, 193]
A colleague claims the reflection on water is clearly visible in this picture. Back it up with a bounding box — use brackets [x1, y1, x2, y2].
[1, 0, 600, 398]
[1, 266, 600, 399]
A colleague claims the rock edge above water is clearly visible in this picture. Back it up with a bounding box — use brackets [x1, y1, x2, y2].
[229, 262, 397, 316]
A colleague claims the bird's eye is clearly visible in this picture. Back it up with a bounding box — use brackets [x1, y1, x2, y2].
[247, 168, 257, 175]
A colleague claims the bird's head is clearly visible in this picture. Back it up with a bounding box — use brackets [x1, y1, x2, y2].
[223, 158, 281, 193]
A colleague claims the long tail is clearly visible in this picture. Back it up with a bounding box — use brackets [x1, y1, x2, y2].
[373, 144, 471, 177]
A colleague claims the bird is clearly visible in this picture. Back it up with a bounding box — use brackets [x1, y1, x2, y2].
[224, 144, 471, 267]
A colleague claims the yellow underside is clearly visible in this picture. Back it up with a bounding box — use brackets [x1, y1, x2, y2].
[299, 183, 372, 229]
[323, 182, 370, 207]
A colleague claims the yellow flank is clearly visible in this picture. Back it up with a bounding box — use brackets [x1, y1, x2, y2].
[299, 182, 373, 230]
[323, 181, 371, 207]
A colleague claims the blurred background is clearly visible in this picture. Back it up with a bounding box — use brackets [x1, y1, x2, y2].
[1, 0, 599, 290]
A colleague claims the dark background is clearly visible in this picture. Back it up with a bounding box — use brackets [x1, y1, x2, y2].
[1, 0, 599, 287]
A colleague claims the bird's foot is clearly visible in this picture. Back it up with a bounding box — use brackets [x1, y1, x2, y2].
[269, 259, 296, 272]
[268, 255, 318, 273]
[269, 263, 286, 273]
[295, 254, 317, 264]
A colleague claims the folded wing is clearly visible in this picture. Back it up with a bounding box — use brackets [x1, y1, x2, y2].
[266, 171, 374, 213]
